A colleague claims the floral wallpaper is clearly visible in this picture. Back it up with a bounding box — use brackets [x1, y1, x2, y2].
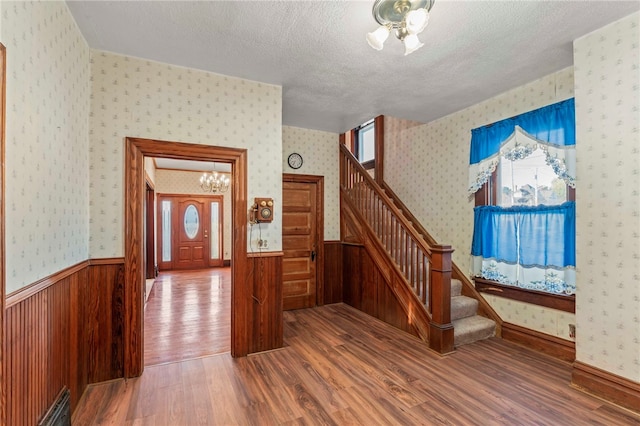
[574, 12, 639, 383]
[384, 68, 576, 341]
[282, 126, 340, 240]
[154, 169, 232, 260]
[89, 51, 282, 257]
[2, 1, 90, 293]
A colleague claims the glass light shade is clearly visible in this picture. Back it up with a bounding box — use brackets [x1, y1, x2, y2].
[406, 9, 429, 35]
[366, 25, 390, 50]
[403, 34, 424, 56]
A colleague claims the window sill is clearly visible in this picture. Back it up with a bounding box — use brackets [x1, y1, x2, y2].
[474, 278, 575, 313]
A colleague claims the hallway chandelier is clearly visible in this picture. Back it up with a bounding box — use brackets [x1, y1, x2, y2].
[366, 0, 434, 56]
[200, 164, 230, 193]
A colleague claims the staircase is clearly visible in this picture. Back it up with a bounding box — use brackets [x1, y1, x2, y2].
[380, 184, 497, 347]
[340, 144, 497, 351]
[451, 279, 496, 346]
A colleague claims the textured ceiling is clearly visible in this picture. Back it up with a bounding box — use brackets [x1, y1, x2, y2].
[66, 1, 640, 134]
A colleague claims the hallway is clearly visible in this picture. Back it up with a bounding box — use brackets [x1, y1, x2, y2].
[144, 268, 231, 366]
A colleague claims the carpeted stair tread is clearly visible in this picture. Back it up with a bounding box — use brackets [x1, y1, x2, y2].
[453, 315, 496, 347]
[451, 295, 478, 321]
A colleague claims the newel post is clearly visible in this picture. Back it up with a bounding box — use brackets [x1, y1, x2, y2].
[428, 244, 455, 354]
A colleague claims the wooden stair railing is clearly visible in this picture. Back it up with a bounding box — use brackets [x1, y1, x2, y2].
[381, 182, 503, 335]
[340, 145, 454, 354]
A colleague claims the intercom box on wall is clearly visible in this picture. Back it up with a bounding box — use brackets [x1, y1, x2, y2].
[251, 198, 274, 223]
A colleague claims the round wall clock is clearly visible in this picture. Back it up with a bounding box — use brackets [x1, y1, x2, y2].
[287, 152, 303, 169]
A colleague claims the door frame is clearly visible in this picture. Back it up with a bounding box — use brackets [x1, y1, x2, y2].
[0, 43, 6, 425]
[145, 179, 156, 279]
[125, 137, 248, 378]
[282, 173, 324, 306]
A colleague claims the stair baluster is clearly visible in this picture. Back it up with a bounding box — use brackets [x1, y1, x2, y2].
[339, 145, 455, 354]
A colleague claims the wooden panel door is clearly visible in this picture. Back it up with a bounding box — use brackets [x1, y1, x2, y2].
[282, 181, 317, 310]
[158, 195, 225, 271]
[175, 198, 208, 269]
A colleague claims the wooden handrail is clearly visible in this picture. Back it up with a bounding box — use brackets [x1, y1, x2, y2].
[340, 145, 454, 353]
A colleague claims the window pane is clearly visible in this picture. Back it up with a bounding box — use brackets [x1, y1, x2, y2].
[498, 148, 566, 207]
[162, 201, 171, 262]
[183, 204, 200, 239]
[210, 202, 220, 259]
[358, 123, 375, 163]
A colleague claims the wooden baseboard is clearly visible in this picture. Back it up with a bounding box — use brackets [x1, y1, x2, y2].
[502, 322, 575, 362]
[223, 259, 231, 267]
[572, 361, 640, 413]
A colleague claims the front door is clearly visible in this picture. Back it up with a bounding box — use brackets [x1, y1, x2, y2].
[282, 180, 318, 310]
[158, 195, 224, 271]
[176, 198, 208, 269]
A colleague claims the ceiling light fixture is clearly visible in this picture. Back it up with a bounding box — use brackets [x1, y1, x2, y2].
[200, 163, 230, 193]
[366, 0, 434, 56]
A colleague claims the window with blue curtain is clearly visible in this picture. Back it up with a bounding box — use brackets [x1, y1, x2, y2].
[468, 98, 576, 295]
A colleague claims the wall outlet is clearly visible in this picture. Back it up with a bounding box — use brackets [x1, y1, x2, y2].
[569, 324, 576, 339]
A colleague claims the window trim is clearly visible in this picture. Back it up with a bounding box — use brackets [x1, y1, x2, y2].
[354, 120, 375, 164]
[474, 169, 575, 311]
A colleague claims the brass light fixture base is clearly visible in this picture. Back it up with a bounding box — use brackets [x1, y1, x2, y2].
[371, 0, 434, 28]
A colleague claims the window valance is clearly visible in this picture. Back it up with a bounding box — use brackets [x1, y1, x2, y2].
[468, 98, 575, 194]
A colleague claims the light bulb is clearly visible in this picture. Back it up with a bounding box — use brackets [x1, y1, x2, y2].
[403, 34, 424, 56]
[406, 9, 429, 35]
[366, 25, 390, 51]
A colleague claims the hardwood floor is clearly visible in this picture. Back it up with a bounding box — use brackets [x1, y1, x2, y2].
[74, 303, 639, 425]
[144, 268, 231, 366]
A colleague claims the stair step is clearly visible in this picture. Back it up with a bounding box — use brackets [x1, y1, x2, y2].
[451, 279, 462, 297]
[451, 295, 478, 321]
[453, 315, 496, 347]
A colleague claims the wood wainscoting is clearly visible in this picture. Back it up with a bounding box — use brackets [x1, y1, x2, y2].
[246, 251, 283, 353]
[342, 243, 419, 338]
[323, 241, 343, 305]
[3, 258, 124, 425]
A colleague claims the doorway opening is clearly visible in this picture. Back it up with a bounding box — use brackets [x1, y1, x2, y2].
[145, 161, 231, 366]
[125, 137, 249, 378]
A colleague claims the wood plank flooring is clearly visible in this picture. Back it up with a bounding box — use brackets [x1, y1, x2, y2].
[144, 268, 231, 366]
[74, 303, 640, 425]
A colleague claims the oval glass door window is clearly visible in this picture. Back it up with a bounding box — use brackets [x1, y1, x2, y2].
[183, 204, 200, 239]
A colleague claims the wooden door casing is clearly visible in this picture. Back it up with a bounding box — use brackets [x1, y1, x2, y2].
[282, 174, 324, 310]
[145, 182, 156, 279]
[126, 138, 251, 369]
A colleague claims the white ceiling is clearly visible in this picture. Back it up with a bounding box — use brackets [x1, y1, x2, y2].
[66, 1, 640, 134]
